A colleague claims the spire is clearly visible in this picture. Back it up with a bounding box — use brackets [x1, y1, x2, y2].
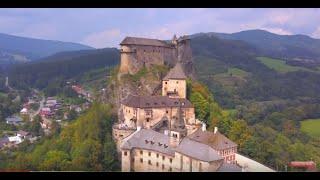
[172, 34, 177, 41]
[163, 62, 187, 80]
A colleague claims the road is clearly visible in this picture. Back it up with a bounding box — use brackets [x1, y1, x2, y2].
[30, 91, 45, 121]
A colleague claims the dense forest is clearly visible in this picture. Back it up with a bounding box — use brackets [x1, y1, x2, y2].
[7, 48, 119, 91]
[190, 34, 320, 170]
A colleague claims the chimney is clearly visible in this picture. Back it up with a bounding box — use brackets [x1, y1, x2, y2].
[169, 131, 180, 148]
[202, 123, 206, 132]
[214, 127, 218, 134]
[137, 126, 142, 131]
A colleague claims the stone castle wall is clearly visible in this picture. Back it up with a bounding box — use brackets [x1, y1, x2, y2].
[121, 104, 196, 130]
[119, 44, 176, 74]
[121, 148, 224, 172]
[119, 37, 194, 77]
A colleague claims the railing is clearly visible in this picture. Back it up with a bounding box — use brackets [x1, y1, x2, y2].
[113, 124, 136, 131]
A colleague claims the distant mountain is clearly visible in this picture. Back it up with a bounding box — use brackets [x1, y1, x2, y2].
[191, 29, 320, 61]
[8, 48, 119, 90]
[0, 33, 94, 65]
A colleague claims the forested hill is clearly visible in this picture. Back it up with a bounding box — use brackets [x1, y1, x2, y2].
[0, 32, 93, 66]
[8, 48, 119, 90]
[191, 29, 320, 61]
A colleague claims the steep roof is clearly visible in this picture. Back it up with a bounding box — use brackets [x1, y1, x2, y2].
[121, 129, 223, 162]
[120, 37, 172, 47]
[5, 116, 23, 123]
[17, 130, 30, 136]
[217, 162, 242, 172]
[175, 137, 223, 162]
[121, 129, 175, 156]
[188, 129, 237, 150]
[163, 62, 187, 80]
[122, 95, 193, 108]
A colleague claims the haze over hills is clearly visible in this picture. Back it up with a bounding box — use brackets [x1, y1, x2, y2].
[191, 29, 320, 61]
[0, 32, 94, 66]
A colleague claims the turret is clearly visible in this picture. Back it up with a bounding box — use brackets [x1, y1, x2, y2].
[172, 34, 178, 46]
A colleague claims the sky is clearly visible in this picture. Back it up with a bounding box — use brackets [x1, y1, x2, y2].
[0, 8, 320, 48]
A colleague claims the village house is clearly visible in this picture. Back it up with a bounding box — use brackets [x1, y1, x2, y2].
[40, 107, 53, 118]
[20, 108, 29, 115]
[5, 116, 23, 126]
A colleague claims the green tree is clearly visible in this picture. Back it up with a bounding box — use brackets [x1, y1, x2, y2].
[39, 150, 70, 171]
[103, 133, 119, 171]
[190, 92, 209, 122]
[228, 119, 252, 149]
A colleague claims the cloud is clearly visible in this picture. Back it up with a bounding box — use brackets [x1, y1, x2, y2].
[312, 26, 320, 39]
[81, 29, 121, 48]
[14, 23, 58, 40]
[261, 27, 292, 35]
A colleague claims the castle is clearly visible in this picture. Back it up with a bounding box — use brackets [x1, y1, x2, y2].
[119, 35, 194, 76]
[112, 35, 241, 172]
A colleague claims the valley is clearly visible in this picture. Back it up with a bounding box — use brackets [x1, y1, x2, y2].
[0, 29, 320, 171]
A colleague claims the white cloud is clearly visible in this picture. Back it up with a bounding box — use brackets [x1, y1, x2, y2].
[312, 26, 320, 39]
[14, 23, 58, 40]
[261, 27, 292, 35]
[81, 29, 121, 48]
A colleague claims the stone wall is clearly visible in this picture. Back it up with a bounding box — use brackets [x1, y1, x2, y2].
[121, 148, 222, 172]
[121, 104, 196, 131]
[119, 44, 176, 75]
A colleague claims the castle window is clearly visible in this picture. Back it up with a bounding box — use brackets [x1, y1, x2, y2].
[140, 150, 143, 155]
[166, 110, 169, 114]
[156, 162, 159, 167]
[157, 153, 159, 158]
[162, 164, 165, 170]
[170, 158, 173, 163]
[162, 156, 165, 160]
[124, 151, 127, 156]
[176, 81, 179, 84]
[140, 158, 143, 163]
[148, 152, 151, 156]
[148, 160, 152, 165]
[165, 82, 167, 84]
[146, 118, 150, 122]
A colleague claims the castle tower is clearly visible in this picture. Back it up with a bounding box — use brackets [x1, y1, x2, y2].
[172, 34, 178, 46]
[162, 62, 187, 99]
[177, 35, 195, 79]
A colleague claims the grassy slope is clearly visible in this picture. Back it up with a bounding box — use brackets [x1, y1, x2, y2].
[257, 57, 315, 73]
[301, 119, 320, 138]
